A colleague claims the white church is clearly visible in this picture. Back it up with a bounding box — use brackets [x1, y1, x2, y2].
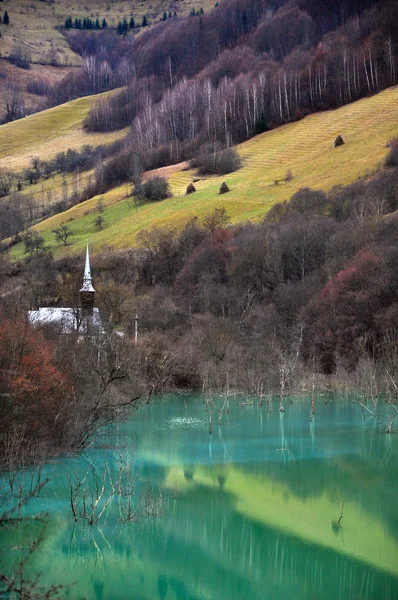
[28, 243, 103, 335]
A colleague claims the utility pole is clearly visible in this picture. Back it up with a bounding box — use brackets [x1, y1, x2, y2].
[134, 313, 139, 346]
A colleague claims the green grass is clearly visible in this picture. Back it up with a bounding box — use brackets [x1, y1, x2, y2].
[6, 86, 398, 261]
[0, 91, 127, 171]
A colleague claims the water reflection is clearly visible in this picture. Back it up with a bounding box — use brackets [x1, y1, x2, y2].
[1, 395, 397, 599]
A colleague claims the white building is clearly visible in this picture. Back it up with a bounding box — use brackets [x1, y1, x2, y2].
[28, 243, 104, 335]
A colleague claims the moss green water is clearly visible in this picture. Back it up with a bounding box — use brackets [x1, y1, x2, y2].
[1, 395, 398, 599]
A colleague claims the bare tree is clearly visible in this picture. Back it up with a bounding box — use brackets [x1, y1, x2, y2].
[0, 168, 14, 197]
[3, 82, 25, 123]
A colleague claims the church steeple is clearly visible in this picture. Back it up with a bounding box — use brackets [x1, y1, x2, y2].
[80, 242, 95, 310]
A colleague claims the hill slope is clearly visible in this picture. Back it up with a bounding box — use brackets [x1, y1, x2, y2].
[0, 91, 126, 171]
[0, 0, 215, 66]
[6, 86, 398, 260]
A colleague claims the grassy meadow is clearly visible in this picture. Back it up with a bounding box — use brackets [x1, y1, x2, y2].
[4, 86, 398, 260]
[0, 91, 127, 171]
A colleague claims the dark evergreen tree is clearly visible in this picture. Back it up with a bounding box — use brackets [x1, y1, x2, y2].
[95, 18, 100, 29]
[117, 21, 123, 35]
[3, 10, 9, 25]
[101, 18, 107, 29]
[142, 15, 148, 27]
[168, 11, 172, 18]
[122, 18, 128, 33]
[162, 11, 167, 21]
[129, 16, 135, 29]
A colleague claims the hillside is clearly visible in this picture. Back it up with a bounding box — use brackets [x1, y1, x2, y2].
[0, 90, 127, 171]
[5, 86, 398, 260]
[0, 0, 216, 121]
[0, 0, 214, 66]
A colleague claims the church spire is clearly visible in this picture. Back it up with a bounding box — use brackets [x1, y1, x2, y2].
[80, 242, 95, 311]
[80, 241, 95, 293]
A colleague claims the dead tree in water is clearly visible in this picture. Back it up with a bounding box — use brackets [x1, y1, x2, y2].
[276, 324, 304, 413]
[351, 334, 398, 433]
[310, 363, 316, 422]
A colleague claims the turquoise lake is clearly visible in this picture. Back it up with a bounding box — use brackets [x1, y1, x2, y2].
[1, 395, 398, 599]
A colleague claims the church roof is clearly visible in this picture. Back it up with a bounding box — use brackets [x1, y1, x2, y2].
[80, 242, 95, 293]
[28, 307, 103, 334]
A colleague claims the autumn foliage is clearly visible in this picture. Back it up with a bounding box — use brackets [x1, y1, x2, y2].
[304, 250, 386, 371]
[0, 312, 71, 447]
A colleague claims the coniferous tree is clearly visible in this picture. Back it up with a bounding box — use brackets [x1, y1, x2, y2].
[102, 18, 107, 29]
[117, 21, 123, 35]
[162, 11, 167, 21]
[122, 18, 128, 33]
[129, 16, 135, 29]
[142, 15, 148, 27]
[95, 18, 100, 29]
[3, 11, 9, 25]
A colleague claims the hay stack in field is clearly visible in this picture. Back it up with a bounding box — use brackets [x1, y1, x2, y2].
[334, 135, 344, 147]
[186, 182, 196, 194]
[219, 181, 230, 194]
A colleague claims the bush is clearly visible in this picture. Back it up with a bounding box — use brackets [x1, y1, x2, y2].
[191, 147, 242, 175]
[8, 44, 31, 69]
[186, 183, 196, 194]
[289, 188, 328, 215]
[136, 177, 171, 202]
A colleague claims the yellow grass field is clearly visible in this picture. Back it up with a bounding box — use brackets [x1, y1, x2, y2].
[5, 86, 398, 260]
[0, 91, 127, 171]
